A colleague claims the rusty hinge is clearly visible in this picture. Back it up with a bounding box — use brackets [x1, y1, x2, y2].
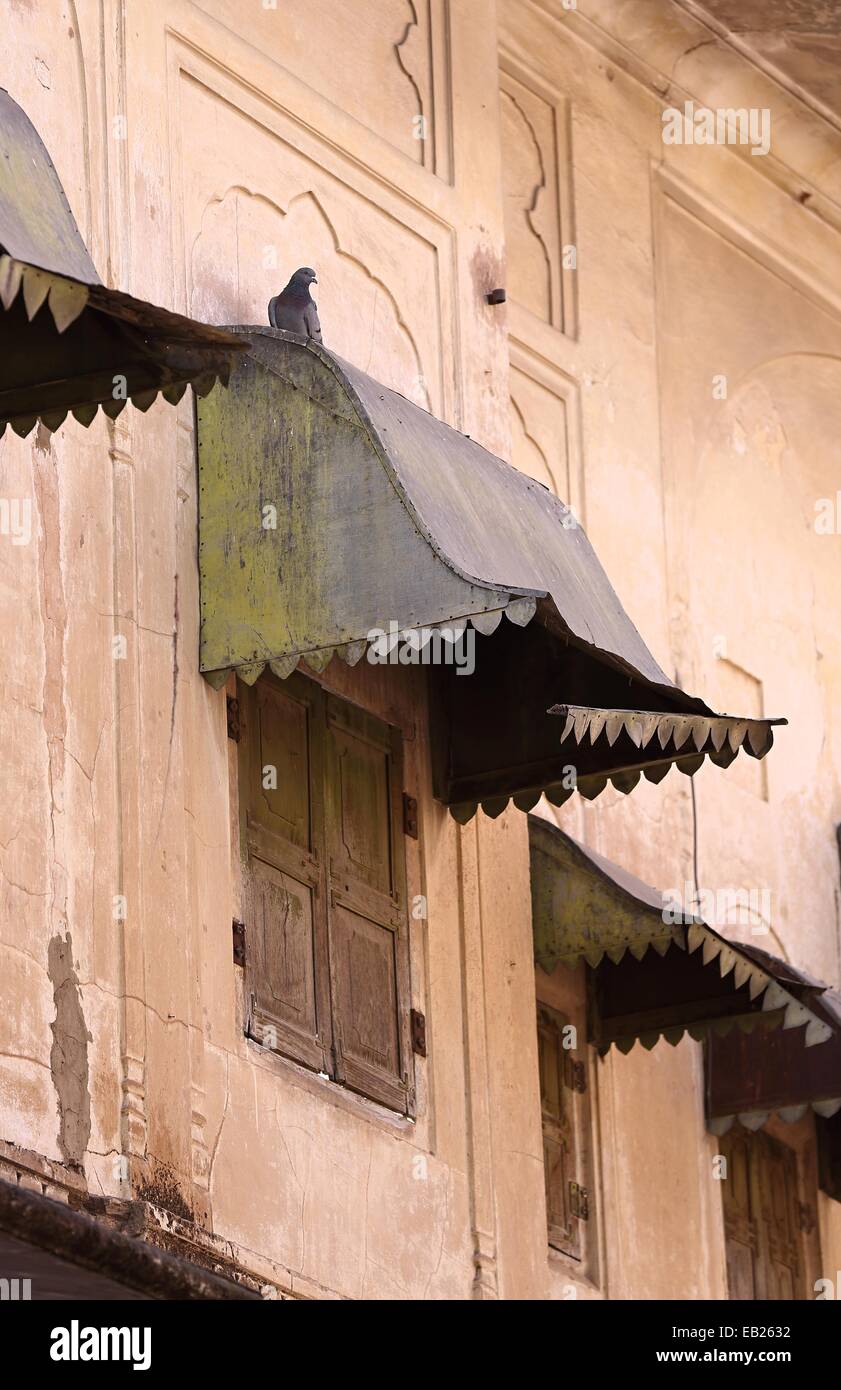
[226, 695, 241, 743]
[569, 1182, 589, 1221]
[410, 1008, 427, 1057]
[564, 1056, 587, 1093]
[232, 919, 245, 967]
[403, 793, 418, 839]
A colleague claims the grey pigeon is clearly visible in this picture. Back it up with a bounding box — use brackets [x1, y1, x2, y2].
[268, 267, 322, 342]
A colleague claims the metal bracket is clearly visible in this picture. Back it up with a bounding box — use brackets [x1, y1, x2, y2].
[410, 1008, 427, 1057]
[565, 1056, 587, 1093]
[403, 793, 418, 839]
[232, 919, 245, 967]
[569, 1182, 589, 1221]
[226, 695, 241, 743]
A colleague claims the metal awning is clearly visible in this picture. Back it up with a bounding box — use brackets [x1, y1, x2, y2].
[706, 981, 841, 1135]
[196, 329, 782, 818]
[528, 815, 836, 1067]
[0, 89, 245, 435]
[547, 704, 782, 799]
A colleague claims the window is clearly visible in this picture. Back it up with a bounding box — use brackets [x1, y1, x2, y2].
[719, 1126, 819, 1300]
[237, 671, 414, 1114]
[535, 966, 593, 1264]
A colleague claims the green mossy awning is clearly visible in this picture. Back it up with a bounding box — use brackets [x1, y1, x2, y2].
[528, 815, 836, 1068]
[0, 88, 245, 436]
[196, 329, 783, 818]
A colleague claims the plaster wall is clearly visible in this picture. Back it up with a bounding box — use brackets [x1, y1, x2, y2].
[0, 0, 838, 1299]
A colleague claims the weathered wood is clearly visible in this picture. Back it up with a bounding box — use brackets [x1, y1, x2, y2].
[240, 672, 332, 1074]
[239, 670, 413, 1113]
[538, 1003, 581, 1259]
[325, 697, 413, 1113]
[719, 1130, 805, 1301]
[707, 1002, 841, 1128]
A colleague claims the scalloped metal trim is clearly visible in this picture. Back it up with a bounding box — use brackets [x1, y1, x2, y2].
[708, 1096, 841, 1136]
[444, 705, 787, 822]
[200, 597, 535, 690]
[0, 254, 88, 331]
[447, 743, 766, 823]
[550, 704, 785, 761]
[0, 253, 237, 438]
[589, 919, 834, 1055]
[0, 369, 233, 440]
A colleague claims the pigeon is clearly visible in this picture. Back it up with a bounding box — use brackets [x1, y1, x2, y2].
[268, 267, 322, 342]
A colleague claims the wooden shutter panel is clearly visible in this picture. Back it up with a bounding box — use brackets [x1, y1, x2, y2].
[719, 1129, 759, 1300]
[758, 1135, 801, 1300]
[538, 1004, 580, 1258]
[720, 1130, 805, 1300]
[241, 674, 331, 1073]
[324, 694, 413, 1113]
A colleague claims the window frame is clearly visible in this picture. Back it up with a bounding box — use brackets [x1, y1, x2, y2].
[535, 962, 596, 1273]
[238, 669, 416, 1116]
[718, 1118, 822, 1301]
[241, 673, 332, 1074]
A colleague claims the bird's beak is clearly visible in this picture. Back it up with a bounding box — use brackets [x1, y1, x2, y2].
[312, 277, 318, 284]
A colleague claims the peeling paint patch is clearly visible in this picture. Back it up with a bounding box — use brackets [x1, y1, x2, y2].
[34, 422, 51, 455]
[48, 932, 91, 1170]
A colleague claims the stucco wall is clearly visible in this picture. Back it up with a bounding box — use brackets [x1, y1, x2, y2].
[0, 0, 839, 1299]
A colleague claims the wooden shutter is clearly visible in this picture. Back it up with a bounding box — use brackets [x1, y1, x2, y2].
[720, 1130, 805, 1300]
[758, 1135, 801, 1299]
[719, 1128, 760, 1300]
[240, 673, 332, 1073]
[538, 1004, 581, 1259]
[324, 694, 413, 1113]
[817, 1109, 841, 1202]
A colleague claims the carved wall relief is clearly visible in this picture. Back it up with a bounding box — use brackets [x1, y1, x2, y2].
[499, 67, 570, 332]
[178, 71, 447, 411]
[191, 0, 445, 174]
[509, 362, 570, 497]
[191, 186, 431, 408]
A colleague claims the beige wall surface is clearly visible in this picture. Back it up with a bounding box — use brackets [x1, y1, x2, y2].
[0, 0, 839, 1299]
